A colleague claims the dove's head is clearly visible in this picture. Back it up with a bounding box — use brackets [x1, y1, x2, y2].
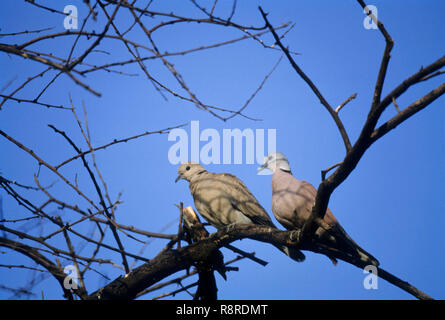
[175, 162, 206, 182]
[258, 152, 291, 174]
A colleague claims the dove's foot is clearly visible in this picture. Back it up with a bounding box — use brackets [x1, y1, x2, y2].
[290, 229, 303, 243]
[224, 223, 237, 233]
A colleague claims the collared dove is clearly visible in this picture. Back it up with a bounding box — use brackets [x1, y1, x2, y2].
[176, 162, 305, 262]
[258, 152, 379, 267]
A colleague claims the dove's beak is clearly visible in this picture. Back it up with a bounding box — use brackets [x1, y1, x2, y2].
[175, 174, 182, 183]
[257, 162, 268, 173]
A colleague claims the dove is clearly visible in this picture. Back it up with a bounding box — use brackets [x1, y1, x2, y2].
[175, 162, 305, 262]
[258, 152, 379, 267]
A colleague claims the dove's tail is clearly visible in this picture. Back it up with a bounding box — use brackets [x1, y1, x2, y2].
[274, 244, 306, 262]
[354, 244, 380, 267]
[334, 225, 380, 267]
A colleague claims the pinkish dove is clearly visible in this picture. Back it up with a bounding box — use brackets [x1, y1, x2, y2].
[258, 152, 379, 267]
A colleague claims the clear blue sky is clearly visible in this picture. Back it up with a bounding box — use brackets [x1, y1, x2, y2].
[0, 0, 444, 299]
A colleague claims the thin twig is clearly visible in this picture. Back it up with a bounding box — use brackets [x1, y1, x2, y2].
[392, 96, 401, 113]
[55, 123, 187, 169]
[335, 93, 357, 113]
[258, 6, 352, 152]
[223, 54, 283, 121]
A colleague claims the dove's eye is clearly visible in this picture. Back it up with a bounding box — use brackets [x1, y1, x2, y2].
[186, 166, 191, 171]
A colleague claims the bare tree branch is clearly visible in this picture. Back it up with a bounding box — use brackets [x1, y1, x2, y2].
[258, 6, 352, 152]
[85, 224, 432, 300]
[0, 237, 73, 299]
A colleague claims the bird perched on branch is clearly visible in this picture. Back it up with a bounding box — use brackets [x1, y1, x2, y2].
[175, 162, 305, 262]
[258, 152, 379, 267]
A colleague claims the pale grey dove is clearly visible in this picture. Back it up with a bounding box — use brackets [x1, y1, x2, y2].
[176, 162, 305, 262]
[258, 152, 379, 267]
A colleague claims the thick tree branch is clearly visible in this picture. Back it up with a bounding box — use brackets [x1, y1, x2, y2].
[84, 224, 432, 300]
